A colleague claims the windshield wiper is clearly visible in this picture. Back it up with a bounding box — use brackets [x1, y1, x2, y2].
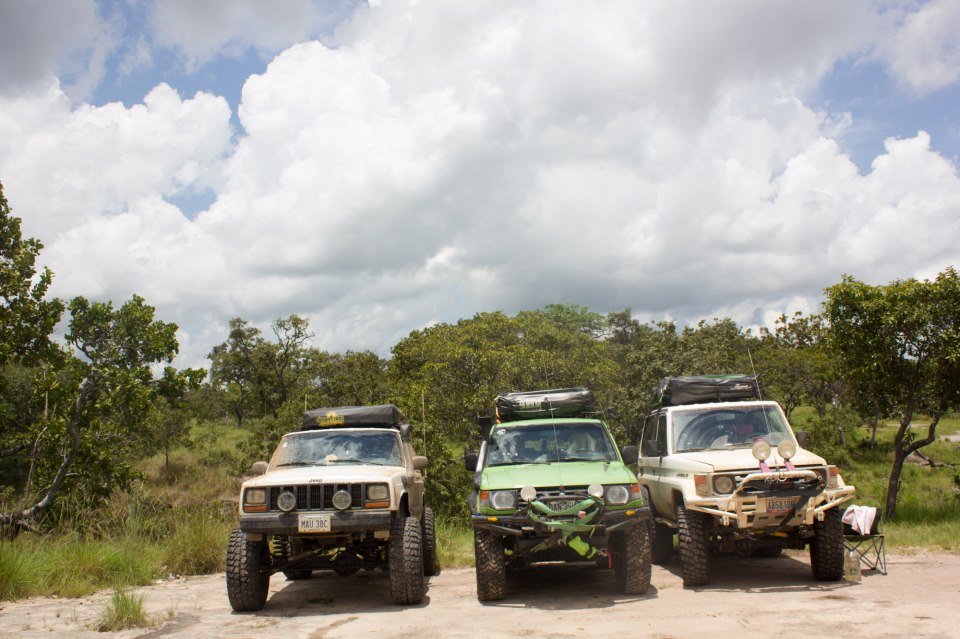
[327, 458, 386, 465]
[559, 456, 607, 462]
[488, 460, 551, 467]
[276, 461, 317, 467]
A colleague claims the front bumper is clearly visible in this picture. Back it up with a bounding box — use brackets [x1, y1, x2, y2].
[686, 483, 855, 529]
[239, 510, 393, 536]
[471, 506, 651, 537]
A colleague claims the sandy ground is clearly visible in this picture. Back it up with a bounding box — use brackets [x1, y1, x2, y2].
[2, 551, 958, 639]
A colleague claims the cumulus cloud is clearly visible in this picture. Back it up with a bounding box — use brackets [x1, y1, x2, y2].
[881, 0, 960, 93]
[148, 0, 358, 69]
[1, 0, 959, 369]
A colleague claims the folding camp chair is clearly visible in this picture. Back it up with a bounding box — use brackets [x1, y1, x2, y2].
[842, 506, 886, 575]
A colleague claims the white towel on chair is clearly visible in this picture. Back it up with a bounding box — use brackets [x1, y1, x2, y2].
[842, 505, 877, 535]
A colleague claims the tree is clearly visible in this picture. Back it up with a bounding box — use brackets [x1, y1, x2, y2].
[1, 295, 194, 537]
[824, 268, 960, 520]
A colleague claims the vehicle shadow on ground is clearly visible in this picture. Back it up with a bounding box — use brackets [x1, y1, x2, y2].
[239, 571, 435, 617]
[656, 552, 860, 593]
[482, 562, 659, 610]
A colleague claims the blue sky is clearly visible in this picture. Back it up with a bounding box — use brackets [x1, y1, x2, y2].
[1, 0, 958, 368]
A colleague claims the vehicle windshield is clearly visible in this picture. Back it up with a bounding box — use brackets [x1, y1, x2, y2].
[485, 422, 618, 466]
[671, 405, 794, 453]
[269, 429, 403, 469]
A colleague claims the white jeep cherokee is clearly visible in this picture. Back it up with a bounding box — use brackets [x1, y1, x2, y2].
[636, 376, 855, 586]
[226, 404, 437, 611]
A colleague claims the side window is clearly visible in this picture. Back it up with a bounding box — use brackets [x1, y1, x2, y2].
[656, 413, 668, 454]
[640, 413, 657, 452]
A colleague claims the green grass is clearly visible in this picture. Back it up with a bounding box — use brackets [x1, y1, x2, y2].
[436, 518, 475, 568]
[96, 588, 154, 632]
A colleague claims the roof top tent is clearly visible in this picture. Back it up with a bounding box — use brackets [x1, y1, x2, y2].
[301, 404, 413, 439]
[494, 387, 596, 423]
[651, 375, 762, 408]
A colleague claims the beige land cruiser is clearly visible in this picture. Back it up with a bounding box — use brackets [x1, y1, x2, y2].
[636, 376, 855, 586]
[226, 404, 437, 611]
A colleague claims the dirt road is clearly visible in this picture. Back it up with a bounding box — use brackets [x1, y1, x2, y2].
[2, 552, 958, 639]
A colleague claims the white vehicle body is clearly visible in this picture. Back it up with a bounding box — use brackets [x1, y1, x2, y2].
[637, 398, 855, 585]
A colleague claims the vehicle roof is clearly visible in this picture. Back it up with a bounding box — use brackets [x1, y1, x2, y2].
[660, 399, 780, 412]
[489, 417, 607, 428]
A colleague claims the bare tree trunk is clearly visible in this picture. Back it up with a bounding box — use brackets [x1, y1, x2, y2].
[885, 409, 940, 520]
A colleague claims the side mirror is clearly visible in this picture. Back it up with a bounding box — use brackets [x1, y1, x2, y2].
[464, 450, 478, 472]
[413, 456, 428, 471]
[250, 461, 268, 476]
[620, 445, 638, 464]
[795, 431, 809, 448]
[642, 440, 663, 457]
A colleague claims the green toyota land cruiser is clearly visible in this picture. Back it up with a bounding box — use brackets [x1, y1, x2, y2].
[465, 388, 652, 601]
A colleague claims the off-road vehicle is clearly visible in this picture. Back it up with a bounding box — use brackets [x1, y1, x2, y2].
[226, 404, 437, 612]
[465, 388, 652, 601]
[636, 375, 856, 586]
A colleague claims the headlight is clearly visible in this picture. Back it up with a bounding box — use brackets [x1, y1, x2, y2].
[277, 490, 297, 512]
[752, 441, 771, 462]
[605, 485, 630, 505]
[778, 441, 797, 460]
[713, 475, 735, 494]
[366, 484, 389, 501]
[587, 483, 604, 499]
[332, 489, 352, 511]
[244, 488, 266, 505]
[490, 490, 517, 510]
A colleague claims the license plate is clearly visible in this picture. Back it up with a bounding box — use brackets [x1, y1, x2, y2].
[550, 499, 577, 512]
[298, 513, 332, 532]
[764, 497, 800, 513]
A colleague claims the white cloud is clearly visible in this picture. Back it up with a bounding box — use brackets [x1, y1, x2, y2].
[881, 0, 960, 93]
[1, 0, 959, 370]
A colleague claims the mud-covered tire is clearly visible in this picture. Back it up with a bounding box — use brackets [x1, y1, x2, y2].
[389, 516, 425, 605]
[810, 506, 844, 581]
[474, 529, 506, 601]
[651, 521, 674, 564]
[422, 507, 440, 576]
[676, 504, 710, 587]
[613, 524, 652, 595]
[226, 528, 271, 612]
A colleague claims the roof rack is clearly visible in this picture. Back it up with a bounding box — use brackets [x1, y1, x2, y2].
[301, 404, 412, 439]
[652, 375, 762, 407]
[494, 387, 596, 423]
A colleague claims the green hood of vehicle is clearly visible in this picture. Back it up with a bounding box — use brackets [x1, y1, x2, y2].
[479, 461, 636, 490]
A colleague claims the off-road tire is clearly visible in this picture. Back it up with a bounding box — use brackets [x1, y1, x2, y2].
[612, 524, 652, 595]
[422, 507, 440, 576]
[226, 528, 271, 611]
[388, 516, 425, 605]
[810, 506, 844, 581]
[676, 504, 710, 587]
[272, 536, 312, 580]
[651, 521, 674, 564]
[474, 529, 506, 601]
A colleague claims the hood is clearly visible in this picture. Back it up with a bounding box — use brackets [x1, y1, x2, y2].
[679, 447, 827, 472]
[480, 461, 636, 491]
[243, 464, 404, 488]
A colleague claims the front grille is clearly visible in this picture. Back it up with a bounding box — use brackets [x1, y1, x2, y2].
[268, 483, 366, 511]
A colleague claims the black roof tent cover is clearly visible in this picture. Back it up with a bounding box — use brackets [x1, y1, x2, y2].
[495, 387, 595, 422]
[652, 375, 761, 407]
[301, 404, 409, 435]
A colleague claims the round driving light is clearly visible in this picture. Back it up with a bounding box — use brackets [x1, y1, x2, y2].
[332, 489, 352, 511]
[587, 483, 604, 499]
[519, 485, 537, 502]
[778, 441, 797, 460]
[713, 475, 735, 494]
[490, 490, 517, 510]
[277, 490, 297, 512]
[752, 440, 771, 462]
[605, 485, 630, 505]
